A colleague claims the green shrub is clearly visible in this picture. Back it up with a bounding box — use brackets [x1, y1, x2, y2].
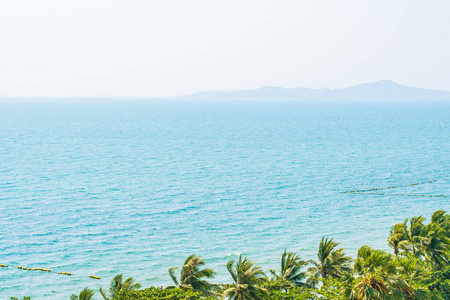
[426, 266, 450, 299]
[117, 286, 216, 300]
[267, 288, 318, 300]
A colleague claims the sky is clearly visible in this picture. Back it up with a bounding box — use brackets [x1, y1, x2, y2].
[0, 0, 449, 97]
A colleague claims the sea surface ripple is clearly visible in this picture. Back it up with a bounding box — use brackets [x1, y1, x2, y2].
[0, 99, 449, 299]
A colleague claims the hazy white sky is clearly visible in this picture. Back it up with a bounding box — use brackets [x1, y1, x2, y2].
[0, 0, 449, 97]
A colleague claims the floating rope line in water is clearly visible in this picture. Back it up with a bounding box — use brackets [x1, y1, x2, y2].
[342, 191, 447, 197]
[2, 264, 100, 280]
[341, 178, 447, 194]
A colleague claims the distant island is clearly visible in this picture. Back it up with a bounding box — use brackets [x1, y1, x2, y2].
[181, 80, 450, 100]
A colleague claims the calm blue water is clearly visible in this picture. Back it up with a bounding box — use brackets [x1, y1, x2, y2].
[1, 99, 449, 299]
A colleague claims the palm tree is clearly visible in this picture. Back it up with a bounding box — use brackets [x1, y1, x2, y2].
[395, 255, 429, 285]
[348, 246, 396, 298]
[70, 288, 95, 300]
[269, 250, 309, 289]
[99, 274, 141, 300]
[401, 216, 425, 254]
[168, 254, 216, 292]
[223, 254, 268, 300]
[344, 246, 431, 299]
[431, 210, 450, 231]
[307, 237, 351, 287]
[388, 222, 406, 256]
[415, 223, 450, 270]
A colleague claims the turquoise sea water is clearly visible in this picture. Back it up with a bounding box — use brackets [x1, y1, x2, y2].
[0, 99, 449, 299]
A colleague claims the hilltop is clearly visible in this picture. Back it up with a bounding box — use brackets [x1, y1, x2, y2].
[182, 80, 450, 100]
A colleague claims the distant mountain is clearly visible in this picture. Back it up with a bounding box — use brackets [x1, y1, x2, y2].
[181, 80, 450, 100]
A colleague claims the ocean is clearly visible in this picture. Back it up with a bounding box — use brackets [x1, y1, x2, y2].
[0, 99, 449, 299]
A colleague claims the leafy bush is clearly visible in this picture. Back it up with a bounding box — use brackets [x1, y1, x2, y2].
[426, 266, 450, 299]
[266, 287, 318, 300]
[117, 286, 216, 300]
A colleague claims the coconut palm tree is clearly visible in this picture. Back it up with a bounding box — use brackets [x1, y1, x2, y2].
[99, 274, 141, 300]
[344, 246, 431, 299]
[70, 288, 95, 300]
[307, 237, 351, 287]
[388, 222, 406, 256]
[415, 223, 450, 270]
[269, 250, 309, 289]
[395, 255, 429, 284]
[168, 254, 216, 292]
[223, 254, 268, 300]
[431, 210, 450, 232]
[401, 216, 425, 254]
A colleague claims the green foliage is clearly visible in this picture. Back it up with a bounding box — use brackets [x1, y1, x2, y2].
[10, 298, 32, 300]
[70, 287, 95, 300]
[100, 274, 142, 300]
[388, 222, 406, 256]
[400, 216, 426, 254]
[431, 210, 450, 230]
[168, 254, 216, 293]
[223, 254, 268, 299]
[387, 211, 450, 272]
[425, 266, 450, 299]
[307, 237, 351, 287]
[415, 223, 450, 270]
[265, 279, 297, 294]
[266, 287, 317, 300]
[343, 245, 431, 299]
[316, 277, 346, 299]
[269, 250, 310, 289]
[117, 287, 216, 299]
[265, 277, 344, 299]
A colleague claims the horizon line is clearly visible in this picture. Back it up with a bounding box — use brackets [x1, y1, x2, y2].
[1, 80, 450, 99]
